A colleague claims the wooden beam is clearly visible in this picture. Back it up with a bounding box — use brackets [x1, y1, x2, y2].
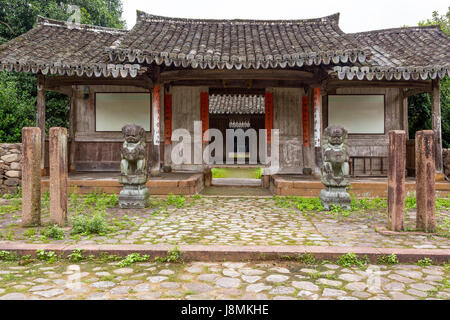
[160, 69, 314, 82]
[168, 79, 315, 88]
[402, 88, 432, 98]
[44, 76, 150, 90]
[36, 74, 46, 174]
[313, 87, 322, 176]
[328, 80, 432, 90]
[431, 78, 443, 174]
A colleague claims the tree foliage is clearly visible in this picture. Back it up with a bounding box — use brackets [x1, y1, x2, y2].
[409, 8, 450, 147]
[0, 0, 124, 142]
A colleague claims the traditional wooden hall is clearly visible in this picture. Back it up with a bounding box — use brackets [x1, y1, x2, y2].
[0, 11, 449, 196]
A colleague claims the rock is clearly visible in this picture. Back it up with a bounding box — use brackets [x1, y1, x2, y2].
[110, 286, 131, 295]
[29, 285, 54, 292]
[197, 274, 220, 282]
[161, 282, 180, 290]
[10, 162, 21, 170]
[266, 275, 289, 283]
[33, 289, 65, 298]
[113, 268, 134, 275]
[0, 293, 27, 300]
[215, 277, 240, 289]
[158, 269, 175, 276]
[185, 283, 214, 293]
[246, 283, 272, 293]
[1, 153, 21, 163]
[146, 276, 168, 283]
[269, 286, 295, 295]
[242, 275, 261, 283]
[292, 281, 319, 291]
[345, 282, 367, 291]
[5, 170, 20, 178]
[223, 269, 240, 278]
[322, 288, 347, 297]
[317, 278, 342, 287]
[90, 281, 116, 289]
[338, 273, 363, 282]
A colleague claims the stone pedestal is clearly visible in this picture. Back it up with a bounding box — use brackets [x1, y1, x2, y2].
[415, 130, 436, 232]
[118, 175, 149, 209]
[319, 187, 351, 210]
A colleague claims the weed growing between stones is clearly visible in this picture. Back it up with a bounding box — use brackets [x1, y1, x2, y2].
[36, 249, 58, 263]
[71, 211, 111, 236]
[417, 257, 433, 266]
[377, 254, 399, 265]
[42, 224, 65, 240]
[68, 249, 85, 262]
[155, 246, 183, 263]
[0, 250, 19, 261]
[337, 253, 369, 268]
[119, 253, 150, 267]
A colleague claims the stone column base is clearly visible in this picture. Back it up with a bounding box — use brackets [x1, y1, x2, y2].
[119, 184, 150, 209]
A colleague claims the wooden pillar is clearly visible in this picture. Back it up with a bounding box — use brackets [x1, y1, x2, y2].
[36, 75, 46, 176]
[151, 85, 161, 177]
[21, 127, 41, 226]
[387, 130, 406, 232]
[431, 79, 444, 179]
[415, 130, 436, 232]
[313, 87, 322, 176]
[68, 86, 76, 172]
[49, 127, 68, 226]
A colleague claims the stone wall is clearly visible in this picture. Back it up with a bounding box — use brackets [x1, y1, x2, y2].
[0, 143, 22, 194]
[444, 148, 450, 179]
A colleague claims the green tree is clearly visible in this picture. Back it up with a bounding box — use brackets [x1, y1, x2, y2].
[409, 8, 450, 148]
[0, 0, 124, 142]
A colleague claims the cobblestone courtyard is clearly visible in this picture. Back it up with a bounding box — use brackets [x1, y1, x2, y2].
[0, 195, 449, 249]
[0, 259, 448, 300]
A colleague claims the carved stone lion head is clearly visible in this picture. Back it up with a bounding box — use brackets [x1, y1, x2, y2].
[324, 125, 347, 146]
[122, 124, 145, 143]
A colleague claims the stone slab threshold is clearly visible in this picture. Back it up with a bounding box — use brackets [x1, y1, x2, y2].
[0, 244, 449, 264]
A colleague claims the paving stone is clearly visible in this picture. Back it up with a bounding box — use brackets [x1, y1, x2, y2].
[223, 269, 240, 278]
[407, 289, 428, 298]
[383, 282, 405, 291]
[395, 270, 423, 279]
[90, 281, 116, 289]
[33, 289, 65, 298]
[134, 283, 152, 292]
[266, 275, 289, 283]
[147, 276, 168, 283]
[159, 269, 175, 276]
[292, 281, 319, 291]
[242, 275, 261, 283]
[135, 292, 162, 300]
[269, 267, 290, 274]
[297, 291, 319, 299]
[222, 262, 246, 269]
[0, 293, 27, 300]
[185, 266, 204, 274]
[110, 286, 131, 295]
[197, 274, 220, 282]
[241, 268, 265, 276]
[29, 285, 54, 292]
[246, 283, 272, 293]
[269, 286, 295, 295]
[351, 291, 372, 299]
[389, 292, 416, 300]
[273, 295, 296, 300]
[161, 282, 181, 290]
[322, 288, 347, 297]
[387, 274, 415, 284]
[87, 293, 108, 300]
[410, 283, 436, 291]
[185, 283, 215, 293]
[338, 273, 363, 282]
[215, 277, 241, 289]
[345, 282, 367, 291]
[113, 268, 134, 275]
[317, 279, 342, 287]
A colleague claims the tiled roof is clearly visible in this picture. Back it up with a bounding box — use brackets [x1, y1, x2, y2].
[0, 17, 140, 78]
[107, 11, 369, 69]
[209, 94, 265, 114]
[0, 12, 449, 81]
[332, 26, 450, 80]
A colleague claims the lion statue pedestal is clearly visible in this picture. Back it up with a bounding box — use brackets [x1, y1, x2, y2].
[118, 124, 150, 209]
[319, 125, 351, 210]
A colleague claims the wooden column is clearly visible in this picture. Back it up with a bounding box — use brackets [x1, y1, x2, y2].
[68, 86, 76, 172]
[387, 130, 406, 232]
[415, 130, 436, 232]
[431, 79, 443, 179]
[49, 127, 68, 227]
[36, 75, 46, 176]
[313, 87, 322, 175]
[21, 127, 41, 226]
[151, 85, 161, 176]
